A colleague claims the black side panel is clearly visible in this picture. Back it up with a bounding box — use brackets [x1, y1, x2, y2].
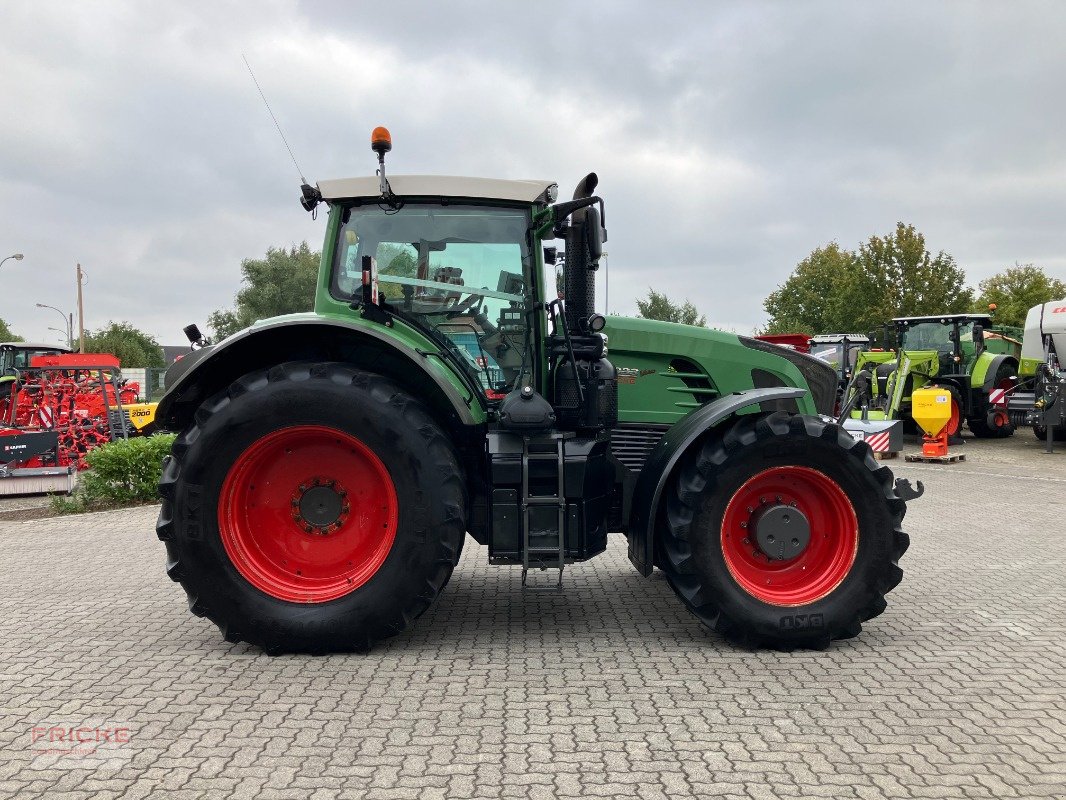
[0, 431, 58, 464]
[626, 387, 806, 576]
[488, 433, 611, 563]
[739, 336, 837, 415]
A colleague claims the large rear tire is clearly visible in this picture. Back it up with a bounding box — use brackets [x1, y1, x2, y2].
[156, 362, 466, 654]
[661, 411, 909, 649]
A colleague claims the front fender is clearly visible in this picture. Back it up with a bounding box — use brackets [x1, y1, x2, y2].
[626, 387, 806, 576]
[156, 315, 485, 432]
[973, 353, 1016, 391]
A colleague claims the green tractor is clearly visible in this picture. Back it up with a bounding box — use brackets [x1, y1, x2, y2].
[847, 314, 1020, 439]
[154, 129, 919, 653]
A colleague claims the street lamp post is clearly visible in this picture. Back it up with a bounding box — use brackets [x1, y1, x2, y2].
[0, 253, 24, 270]
[36, 303, 73, 349]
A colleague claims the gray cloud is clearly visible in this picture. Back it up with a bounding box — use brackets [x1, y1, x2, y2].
[1, 1, 1064, 346]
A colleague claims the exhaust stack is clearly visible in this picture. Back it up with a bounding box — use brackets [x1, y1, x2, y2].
[564, 173, 601, 331]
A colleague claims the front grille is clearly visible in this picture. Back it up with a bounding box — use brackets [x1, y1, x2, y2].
[610, 424, 669, 473]
[740, 336, 837, 415]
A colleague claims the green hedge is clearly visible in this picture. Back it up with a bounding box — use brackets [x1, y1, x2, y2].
[52, 434, 176, 514]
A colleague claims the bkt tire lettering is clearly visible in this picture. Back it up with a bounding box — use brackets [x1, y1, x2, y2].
[779, 613, 824, 630]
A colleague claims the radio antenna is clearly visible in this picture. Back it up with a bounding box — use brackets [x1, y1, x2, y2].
[242, 53, 307, 184]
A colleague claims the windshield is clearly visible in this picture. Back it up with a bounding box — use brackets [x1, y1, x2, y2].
[2, 348, 61, 371]
[332, 204, 535, 398]
[810, 344, 842, 368]
[901, 322, 953, 353]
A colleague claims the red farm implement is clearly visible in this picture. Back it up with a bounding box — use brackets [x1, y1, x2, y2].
[754, 333, 813, 353]
[0, 353, 140, 494]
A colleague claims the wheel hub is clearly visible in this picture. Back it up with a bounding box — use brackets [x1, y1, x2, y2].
[752, 503, 811, 561]
[291, 478, 350, 534]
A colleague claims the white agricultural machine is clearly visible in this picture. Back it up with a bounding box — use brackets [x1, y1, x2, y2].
[1007, 301, 1066, 450]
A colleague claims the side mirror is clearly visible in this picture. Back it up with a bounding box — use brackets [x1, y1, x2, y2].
[585, 206, 604, 263]
[973, 324, 984, 342]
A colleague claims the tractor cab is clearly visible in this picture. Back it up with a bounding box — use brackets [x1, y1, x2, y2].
[328, 194, 544, 401]
[0, 341, 71, 374]
[810, 333, 870, 382]
[0, 341, 72, 404]
[894, 314, 992, 376]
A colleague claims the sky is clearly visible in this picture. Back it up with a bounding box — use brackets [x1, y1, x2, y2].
[2, 2, 1065, 346]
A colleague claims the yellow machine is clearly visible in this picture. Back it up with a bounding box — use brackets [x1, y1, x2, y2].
[910, 387, 953, 457]
[123, 402, 159, 435]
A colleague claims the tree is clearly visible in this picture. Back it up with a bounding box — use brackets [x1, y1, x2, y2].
[84, 322, 165, 367]
[973, 263, 1066, 328]
[763, 243, 863, 334]
[854, 222, 973, 327]
[0, 318, 22, 342]
[763, 223, 973, 335]
[209, 242, 320, 339]
[635, 289, 707, 326]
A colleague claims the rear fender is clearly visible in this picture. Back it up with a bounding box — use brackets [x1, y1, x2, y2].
[155, 317, 486, 435]
[626, 387, 806, 576]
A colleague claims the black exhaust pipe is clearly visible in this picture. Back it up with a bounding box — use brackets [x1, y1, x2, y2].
[564, 172, 599, 332]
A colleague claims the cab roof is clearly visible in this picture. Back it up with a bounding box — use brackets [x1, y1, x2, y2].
[811, 334, 870, 343]
[892, 314, 994, 325]
[316, 175, 557, 204]
[0, 342, 70, 351]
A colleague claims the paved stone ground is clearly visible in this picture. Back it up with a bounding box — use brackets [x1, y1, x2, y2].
[0, 435, 1063, 799]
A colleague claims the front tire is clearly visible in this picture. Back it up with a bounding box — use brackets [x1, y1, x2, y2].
[661, 412, 909, 649]
[156, 362, 466, 654]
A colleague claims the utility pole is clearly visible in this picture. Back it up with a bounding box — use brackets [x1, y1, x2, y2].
[76, 262, 86, 353]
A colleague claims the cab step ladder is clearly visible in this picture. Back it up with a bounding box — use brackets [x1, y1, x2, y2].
[520, 434, 570, 592]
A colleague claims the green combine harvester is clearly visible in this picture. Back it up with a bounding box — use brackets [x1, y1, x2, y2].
[153, 127, 920, 654]
[847, 314, 1021, 439]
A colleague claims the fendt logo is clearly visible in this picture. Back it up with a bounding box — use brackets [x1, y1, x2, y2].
[1052, 306, 1066, 313]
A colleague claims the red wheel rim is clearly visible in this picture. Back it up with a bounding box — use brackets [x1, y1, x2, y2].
[218, 425, 398, 603]
[720, 466, 858, 606]
[945, 397, 961, 436]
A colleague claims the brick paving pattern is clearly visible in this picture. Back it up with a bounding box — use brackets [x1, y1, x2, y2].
[0, 441, 1063, 799]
